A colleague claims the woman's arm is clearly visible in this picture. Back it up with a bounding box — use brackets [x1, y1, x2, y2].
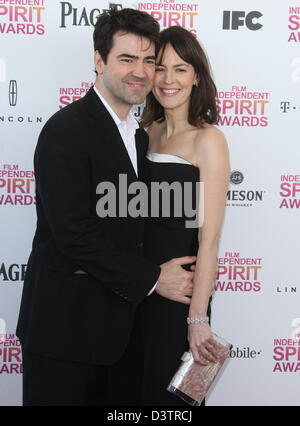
[188, 126, 230, 364]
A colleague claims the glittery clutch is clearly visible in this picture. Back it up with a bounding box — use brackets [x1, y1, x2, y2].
[167, 333, 233, 406]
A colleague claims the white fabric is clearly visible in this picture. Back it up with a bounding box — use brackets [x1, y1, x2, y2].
[147, 151, 194, 166]
[93, 85, 139, 175]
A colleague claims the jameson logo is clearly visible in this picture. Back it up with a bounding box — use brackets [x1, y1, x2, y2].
[96, 174, 204, 229]
[226, 170, 265, 207]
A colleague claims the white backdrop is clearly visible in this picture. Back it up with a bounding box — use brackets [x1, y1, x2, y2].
[0, 0, 299, 406]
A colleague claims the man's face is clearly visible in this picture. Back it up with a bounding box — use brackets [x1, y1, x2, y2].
[95, 31, 156, 111]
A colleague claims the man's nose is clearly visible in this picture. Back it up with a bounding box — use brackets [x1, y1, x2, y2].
[132, 61, 147, 78]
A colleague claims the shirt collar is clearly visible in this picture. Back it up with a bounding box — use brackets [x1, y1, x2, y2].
[93, 85, 139, 132]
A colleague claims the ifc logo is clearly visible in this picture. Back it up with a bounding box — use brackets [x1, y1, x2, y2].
[223, 11, 263, 30]
[230, 171, 244, 185]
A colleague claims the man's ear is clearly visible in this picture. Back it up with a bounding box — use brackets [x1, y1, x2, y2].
[94, 50, 104, 75]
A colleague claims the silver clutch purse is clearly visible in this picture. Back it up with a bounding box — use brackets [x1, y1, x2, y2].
[167, 333, 233, 406]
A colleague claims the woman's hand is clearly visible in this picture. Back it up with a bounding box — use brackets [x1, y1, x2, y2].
[188, 322, 218, 365]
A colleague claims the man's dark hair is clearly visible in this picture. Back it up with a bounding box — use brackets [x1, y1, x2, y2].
[141, 26, 219, 128]
[93, 7, 160, 65]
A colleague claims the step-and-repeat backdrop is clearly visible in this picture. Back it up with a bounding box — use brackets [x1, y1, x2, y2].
[0, 0, 299, 406]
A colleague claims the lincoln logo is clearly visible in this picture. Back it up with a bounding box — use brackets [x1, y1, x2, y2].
[9, 80, 17, 106]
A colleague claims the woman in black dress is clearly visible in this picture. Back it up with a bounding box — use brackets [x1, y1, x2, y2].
[138, 26, 230, 405]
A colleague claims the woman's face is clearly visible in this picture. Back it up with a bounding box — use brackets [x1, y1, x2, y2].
[152, 43, 198, 112]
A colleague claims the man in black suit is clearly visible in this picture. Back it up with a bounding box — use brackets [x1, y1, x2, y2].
[16, 8, 195, 406]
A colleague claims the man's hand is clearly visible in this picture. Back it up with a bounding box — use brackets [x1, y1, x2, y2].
[155, 256, 196, 304]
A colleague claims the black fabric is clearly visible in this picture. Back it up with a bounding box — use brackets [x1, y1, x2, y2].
[16, 88, 161, 367]
[139, 159, 210, 405]
[22, 313, 144, 406]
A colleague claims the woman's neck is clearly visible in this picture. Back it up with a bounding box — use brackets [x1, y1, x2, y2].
[163, 106, 192, 139]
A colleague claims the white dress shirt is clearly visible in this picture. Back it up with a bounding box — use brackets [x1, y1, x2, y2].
[93, 85, 139, 176]
[93, 85, 157, 295]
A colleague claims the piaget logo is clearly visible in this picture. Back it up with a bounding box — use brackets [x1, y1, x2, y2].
[0, 263, 27, 282]
[59, 2, 122, 28]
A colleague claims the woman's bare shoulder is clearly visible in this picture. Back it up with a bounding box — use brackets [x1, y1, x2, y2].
[192, 125, 229, 168]
[194, 125, 227, 152]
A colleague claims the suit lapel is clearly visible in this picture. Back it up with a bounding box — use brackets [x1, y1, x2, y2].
[83, 88, 137, 182]
[135, 129, 148, 179]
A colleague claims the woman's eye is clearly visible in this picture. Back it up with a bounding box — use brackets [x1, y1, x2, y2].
[155, 68, 164, 72]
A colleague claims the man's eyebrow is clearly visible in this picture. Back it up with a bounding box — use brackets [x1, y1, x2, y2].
[117, 54, 156, 60]
[117, 54, 137, 59]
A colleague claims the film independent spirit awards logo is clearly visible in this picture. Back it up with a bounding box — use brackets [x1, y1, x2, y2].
[0, 0, 45, 35]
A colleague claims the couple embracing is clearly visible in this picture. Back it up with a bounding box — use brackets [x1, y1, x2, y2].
[17, 7, 230, 406]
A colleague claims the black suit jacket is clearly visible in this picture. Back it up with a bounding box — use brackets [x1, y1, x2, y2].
[16, 88, 161, 365]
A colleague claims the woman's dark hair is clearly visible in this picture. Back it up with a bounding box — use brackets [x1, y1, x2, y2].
[141, 26, 219, 128]
[93, 7, 160, 65]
